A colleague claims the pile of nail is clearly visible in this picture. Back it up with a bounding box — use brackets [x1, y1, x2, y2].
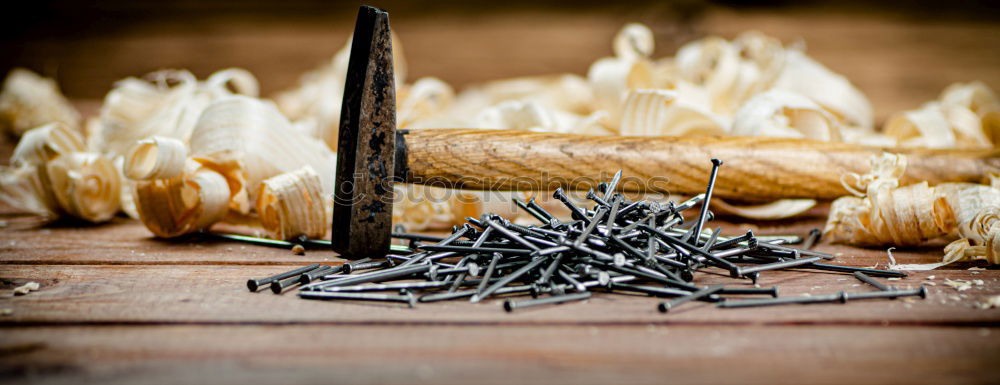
[246, 163, 927, 312]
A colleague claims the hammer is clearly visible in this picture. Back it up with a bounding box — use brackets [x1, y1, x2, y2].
[332, 5, 997, 258]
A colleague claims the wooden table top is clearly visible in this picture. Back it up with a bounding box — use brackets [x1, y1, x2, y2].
[2, 197, 999, 384]
[2, 4, 1000, 384]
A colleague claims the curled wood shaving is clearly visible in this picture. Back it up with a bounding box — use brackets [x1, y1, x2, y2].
[188, 96, 336, 215]
[772, 50, 873, 131]
[257, 166, 328, 240]
[885, 82, 1000, 149]
[0, 164, 57, 217]
[0, 69, 80, 137]
[92, 69, 258, 158]
[11, 122, 85, 167]
[460, 74, 593, 115]
[1, 122, 120, 222]
[731, 90, 842, 141]
[587, 24, 655, 130]
[46, 152, 121, 222]
[826, 153, 1000, 265]
[674, 32, 785, 117]
[133, 160, 230, 238]
[619, 89, 726, 136]
[128, 96, 337, 238]
[123, 136, 188, 180]
[472, 100, 606, 135]
[826, 153, 953, 246]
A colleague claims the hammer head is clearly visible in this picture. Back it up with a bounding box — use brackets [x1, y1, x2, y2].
[332, 5, 397, 259]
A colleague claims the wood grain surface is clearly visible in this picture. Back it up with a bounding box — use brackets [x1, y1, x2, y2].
[2, 210, 999, 384]
[403, 129, 998, 201]
[2, 3, 1000, 384]
[2, 326, 997, 385]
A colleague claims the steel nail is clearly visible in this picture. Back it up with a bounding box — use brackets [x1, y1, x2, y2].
[853, 271, 893, 291]
[553, 188, 588, 222]
[803, 263, 908, 278]
[485, 217, 542, 252]
[471, 257, 547, 303]
[305, 263, 433, 290]
[299, 265, 336, 284]
[321, 281, 453, 293]
[609, 282, 693, 298]
[271, 274, 306, 294]
[247, 264, 320, 292]
[734, 255, 824, 278]
[299, 291, 417, 308]
[602, 169, 623, 201]
[513, 198, 550, 224]
[526, 198, 557, 222]
[557, 269, 587, 292]
[690, 159, 722, 248]
[504, 291, 591, 312]
[417, 244, 533, 255]
[658, 284, 724, 313]
[586, 189, 612, 208]
[391, 232, 446, 243]
[718, 292, 849, 308]
[717, 286, 779, 297]
[845, 286, 927, 301]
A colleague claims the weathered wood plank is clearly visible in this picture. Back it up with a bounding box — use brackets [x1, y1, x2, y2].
[0, 218, 344, 266]
[1, 325, 997, 385]
[1, 265, 997, 325]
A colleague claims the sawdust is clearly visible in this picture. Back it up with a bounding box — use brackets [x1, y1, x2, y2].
[977, 295, 1000, 309]
[941, 278, 984, 291]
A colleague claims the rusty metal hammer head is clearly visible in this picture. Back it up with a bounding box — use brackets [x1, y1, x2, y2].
[331, 6, 399, 259]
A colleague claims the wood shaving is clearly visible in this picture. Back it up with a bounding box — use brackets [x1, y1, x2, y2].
[46, 152, 121, 222]
[0, 69, 80, 137]
[92, 68, 258, 159]
[619, 89, 726, 137]
[132, 160, 230, 238]
[884, 82, 1000, 148]
[0, 122, 120, 222]
[128, 95, 337, 239]
[711, 198, 817, 220]
[13, 281, 40, 296]
[257, 166, 328, 241]
[826, 153, 1000, 266]
[731, 90, 842, 141]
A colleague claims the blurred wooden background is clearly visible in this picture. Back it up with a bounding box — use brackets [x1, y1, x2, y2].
[2, 0, 999, 123]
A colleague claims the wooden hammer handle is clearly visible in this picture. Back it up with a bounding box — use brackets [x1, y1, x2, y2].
[401, 129, 998, 201]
